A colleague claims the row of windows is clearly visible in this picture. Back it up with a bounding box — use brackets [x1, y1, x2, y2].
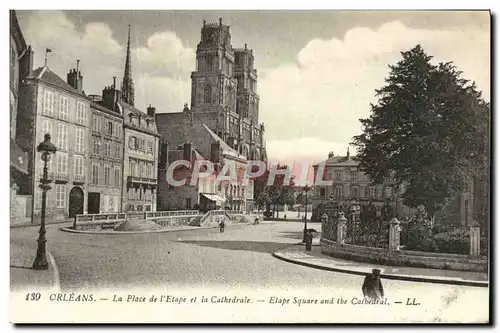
[36, 184, 68, 209]
[42, 120, 85, 152]
[92, 115, 121, 138]
[128, 114, 155, 131]
[127, 187, 154, 201]
[128, 136, 154, 154]
[43, 91, 86, 125]
[319, 186, 394, 199]
[129, 158, 155, 179]
[93, 139, 122, 159]
[40, 153, 84, 177]
[91, 163, 121, 186]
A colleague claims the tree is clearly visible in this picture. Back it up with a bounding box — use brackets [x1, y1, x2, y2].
[253, 164, 295, 218]
[353, 45, 490, 218]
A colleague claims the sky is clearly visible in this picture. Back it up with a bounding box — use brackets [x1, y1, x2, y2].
[16, 10, 490, 169]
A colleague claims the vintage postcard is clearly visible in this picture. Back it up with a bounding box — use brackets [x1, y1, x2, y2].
[9, 9, 490, 323]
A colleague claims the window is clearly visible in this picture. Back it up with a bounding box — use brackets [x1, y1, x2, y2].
[352, 187, 358, 198]
[336, 172, 341, 181]
[59, 96, 68, 120]
[92, 163, 99, 185]
[130, 160, 136, 177]
[43, 91, 54, 116]
[128, 204, 135, 212]
[107, 121, 113, 135]
[129, 137, 136, 149]
[75, 128, 84, 153]
[335, 187, 342, 198]
[204, 85, 212, 104]
[147, 141, 154, 154]
[56, 152, 68, 174]
[138, 138, 145, 151]
[57, 124, 67, 150]
[145, 205, 151, 212]
[320, 188, 326, 197]
[93, 140, 100, 155]
[139, 161, 145, 176]
[42, 119, 52, 138]
[55, 184, 67, 208]
[105, 141, 111, 157]
[74, 155, 84, 176]
[114, 167, 121, 186]
[115, 123, 121, 138]
[186, 198, 192, 209]
[76, 102, 86, 125]
[92, 115, 100, 132]
[351, 172, 357, 182]
[104, 165, 111, 186]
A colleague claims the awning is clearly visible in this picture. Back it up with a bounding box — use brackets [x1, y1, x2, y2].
[201, 193, 225, 203]
[10, 138, 28, 174]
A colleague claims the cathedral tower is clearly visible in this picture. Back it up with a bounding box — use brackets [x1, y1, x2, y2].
[121, 24, 135, 106]
[234, 43, 260, 124]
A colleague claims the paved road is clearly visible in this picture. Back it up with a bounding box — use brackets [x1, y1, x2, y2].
[11, 221, 489, 322]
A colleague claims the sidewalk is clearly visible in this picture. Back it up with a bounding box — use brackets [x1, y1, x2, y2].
[10, 239, 60, 292]
[273, 244, 489, 287]
[11, 218, 73, 229]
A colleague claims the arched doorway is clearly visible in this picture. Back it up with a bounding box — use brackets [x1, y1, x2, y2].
[69, 186, 84, 218]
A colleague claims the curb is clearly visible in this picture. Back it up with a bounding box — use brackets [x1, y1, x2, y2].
[47, 251, 61, 292]
[10, 221, 73, 229]
[272, 250, 489, 288]
[60, 222, 258, 235]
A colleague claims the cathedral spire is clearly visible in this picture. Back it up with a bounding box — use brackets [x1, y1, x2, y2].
[121, 24, 134, 106]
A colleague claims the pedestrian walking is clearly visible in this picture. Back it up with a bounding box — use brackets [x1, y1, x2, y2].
[362, 269, 384, 300]
[219, 220, 225, 233]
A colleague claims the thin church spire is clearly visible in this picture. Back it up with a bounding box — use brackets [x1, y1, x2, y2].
[121, 23, 134, 106]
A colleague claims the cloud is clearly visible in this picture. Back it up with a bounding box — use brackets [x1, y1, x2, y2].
[20, 10, 192, 112]
[259, 20, 490, 163]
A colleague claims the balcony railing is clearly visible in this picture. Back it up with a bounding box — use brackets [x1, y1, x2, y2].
[74, 175, 85, 183]
[127, 176, 157, 185]
[55, 173, 69, 182]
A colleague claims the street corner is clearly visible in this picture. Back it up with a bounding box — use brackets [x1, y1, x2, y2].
[10, 243, 60, 293]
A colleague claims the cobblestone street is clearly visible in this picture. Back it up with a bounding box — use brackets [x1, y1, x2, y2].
[10, 221, 488, 323]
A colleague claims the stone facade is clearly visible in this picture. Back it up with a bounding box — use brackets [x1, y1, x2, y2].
[121, 103, 160, 212]
[156, 18, 267, 163]
[17, 66, 91, 221]
[312, 150, 414, 222]
[157, 124, 253, 212]
[88, 99, 124, 214]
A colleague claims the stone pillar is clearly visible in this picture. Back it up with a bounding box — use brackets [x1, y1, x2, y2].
[389, 218, 401, 251]
[337, 213, 347, 244]
[470, 221, 481, 257]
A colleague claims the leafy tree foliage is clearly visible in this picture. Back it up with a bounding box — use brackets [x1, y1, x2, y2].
[353, 45, 490, 217]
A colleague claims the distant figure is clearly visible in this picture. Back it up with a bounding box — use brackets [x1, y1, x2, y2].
[254, 216, 259, 225]
[219, 220, 225, 233]
[362, 269, 384, 300]
[284, 214, 287, 220]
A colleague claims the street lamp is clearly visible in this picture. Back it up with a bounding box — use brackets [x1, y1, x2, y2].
[302, 185, 312, 243]
[32, 134, 57, 270]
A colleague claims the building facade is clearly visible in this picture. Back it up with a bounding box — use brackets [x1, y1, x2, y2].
[88, 91, 124, 214]
[17, 65, 91, 221]
[311, 150, 414, 222]
[156, 18, 267, 164]
[157, 124, 253, 213]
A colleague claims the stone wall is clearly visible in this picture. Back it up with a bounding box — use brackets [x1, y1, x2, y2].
[320, 238, 487, 273]
[10, 187, 32, 225]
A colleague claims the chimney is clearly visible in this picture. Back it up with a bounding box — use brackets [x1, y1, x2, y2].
[183, 142, 192, 162]
[159, 142, 168, 169]
[245, 43, 247, 50]
[328, 151, 334, 158]
[147, 105, 156, 117]
[101, 81, 121, 111]
[211, 141, 221, 163]
[203, 20, 206, 27]
[66, 61, 83, 93]
[219, 18, 222, 25]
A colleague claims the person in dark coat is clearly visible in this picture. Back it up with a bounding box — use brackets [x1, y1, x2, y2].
[362, 269, 384, 300]
[305, 230, 313, 251]
[219, 220, 225, 233]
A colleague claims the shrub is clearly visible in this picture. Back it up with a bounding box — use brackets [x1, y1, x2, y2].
[403, 205, 438, 252]
[433, 228, 488, 255]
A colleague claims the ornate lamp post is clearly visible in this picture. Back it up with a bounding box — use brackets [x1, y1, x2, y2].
[302, 185, 312, 243]
[32, 134, 57, 270]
